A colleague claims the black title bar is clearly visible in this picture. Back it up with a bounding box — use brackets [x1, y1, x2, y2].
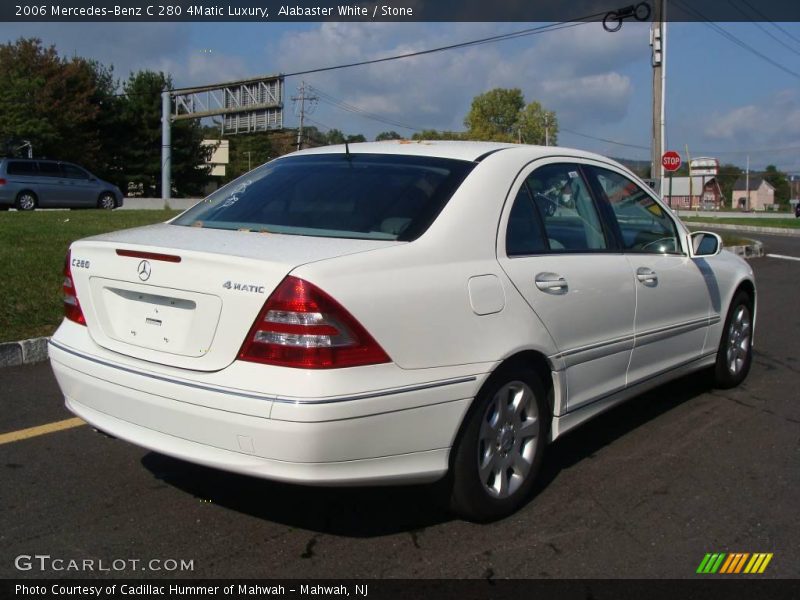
[4, 0, 800, 22]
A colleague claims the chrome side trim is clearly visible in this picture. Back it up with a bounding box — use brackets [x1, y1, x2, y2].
[550, 334, 634, 366]
[550, 316, 720, 368]
[634, 316, 712, 348]
[48, 340, 477, 405]
[274, 377, 478, 405]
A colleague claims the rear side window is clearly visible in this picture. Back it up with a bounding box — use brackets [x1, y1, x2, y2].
[6, 161, 37, 175]
[589, 167, 681, 254]
[172, 154, 475, 241]
[522, 163, 608, 252]
[506, 185, 547, 256]
[37, 162, 60, 177]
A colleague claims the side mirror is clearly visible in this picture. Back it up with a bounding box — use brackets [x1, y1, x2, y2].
[689, 231, 722, 258]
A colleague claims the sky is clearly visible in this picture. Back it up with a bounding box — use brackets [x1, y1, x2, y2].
[1, 19, 799, 174]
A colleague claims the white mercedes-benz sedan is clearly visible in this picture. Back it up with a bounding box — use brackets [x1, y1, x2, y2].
[50, 141, 755, 521]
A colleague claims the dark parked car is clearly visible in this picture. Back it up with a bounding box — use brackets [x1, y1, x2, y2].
[795, 203, 800, 218]
[0, 158, 123, 211]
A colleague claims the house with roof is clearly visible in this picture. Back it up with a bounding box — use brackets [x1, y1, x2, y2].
[731, 177, 775, 211]
[662, 176, 723, 209]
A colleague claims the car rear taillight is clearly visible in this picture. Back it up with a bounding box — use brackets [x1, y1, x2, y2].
[0, 178, 6, 186]
[63, 249, 86, 325]
[239, 276, 390, 369]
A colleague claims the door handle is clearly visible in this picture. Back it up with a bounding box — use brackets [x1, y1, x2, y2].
[636, 267, 658, 285]
[535, 272, 568, 294]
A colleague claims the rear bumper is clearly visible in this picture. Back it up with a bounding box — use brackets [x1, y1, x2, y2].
[49, 335, 483, 486]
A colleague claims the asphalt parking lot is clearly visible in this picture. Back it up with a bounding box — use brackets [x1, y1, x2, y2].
[1, 234, 798, 580]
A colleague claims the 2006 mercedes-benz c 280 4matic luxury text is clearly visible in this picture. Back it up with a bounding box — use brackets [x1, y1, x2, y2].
[50, 141, 755, 520]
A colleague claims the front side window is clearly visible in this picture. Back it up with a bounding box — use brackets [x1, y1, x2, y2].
[172, 153, 475, 241]
[521, 163, 608, 252]
[590, 167, 681, 254]
[61, 164, 89, 180]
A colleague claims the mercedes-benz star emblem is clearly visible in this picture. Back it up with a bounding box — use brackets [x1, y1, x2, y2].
[137, 260, 151, 281]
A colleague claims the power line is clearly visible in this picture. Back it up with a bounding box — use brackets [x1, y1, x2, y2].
[308, 84, 423, 131]
[281, 19, 599, 79]
[560, 127, 650, 150]
[736, 0, 800, 48]
[726, 0, 800, 57]
[110, 18, 598, 100]
[672, 0, 800, 80]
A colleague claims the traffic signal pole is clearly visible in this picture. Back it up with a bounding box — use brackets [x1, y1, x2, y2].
[650, 0, 666, 189]
[161, 90, 171, 201]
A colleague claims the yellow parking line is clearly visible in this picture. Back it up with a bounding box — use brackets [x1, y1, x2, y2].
[0, 417, 86, 445]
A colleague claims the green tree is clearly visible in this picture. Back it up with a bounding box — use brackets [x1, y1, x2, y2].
[715, 163, 742, 207]
[464, 87, 557, 144]
[119, 70, 211, 197]
[219, 130, 274, 182]
[375, 130, 402, 141]
[325, 129, 346, 145]
[410, 129, 464, 141]
[763, 164, 790, 208]
[346, 133, 366, 143]
[0, 38, 119, 176]
[517, 101, 558, 145]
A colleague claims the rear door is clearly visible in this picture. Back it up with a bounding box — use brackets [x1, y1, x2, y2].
[497, 160, 636, 412]
[36, 161, 69, 206]
[585, 165, 711, 383]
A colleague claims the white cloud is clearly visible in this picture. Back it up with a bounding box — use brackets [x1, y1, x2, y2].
[540, 72, 633, 125]
[269, 21, 648, 137]
[705, 90, 800, 143]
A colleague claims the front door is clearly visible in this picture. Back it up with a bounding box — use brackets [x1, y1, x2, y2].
[585, 165, 711, 384]
[497, 160, 636, 412]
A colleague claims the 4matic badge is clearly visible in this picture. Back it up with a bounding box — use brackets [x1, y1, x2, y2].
[223, 281, 265, 294]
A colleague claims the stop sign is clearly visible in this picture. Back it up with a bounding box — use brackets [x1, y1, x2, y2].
[662, 151, 682, 172]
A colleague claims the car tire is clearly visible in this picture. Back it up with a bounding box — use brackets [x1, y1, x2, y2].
[712, 290, 754, 389]
[15, 191, 37, 211]
[449, 366, 547, 522]
[98, 193, 116, 210]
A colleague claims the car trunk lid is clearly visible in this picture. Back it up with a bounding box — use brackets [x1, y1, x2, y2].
[68, 223, 397, 371]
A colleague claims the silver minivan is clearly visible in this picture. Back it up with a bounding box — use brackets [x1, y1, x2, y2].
[0, 158, 123, 211]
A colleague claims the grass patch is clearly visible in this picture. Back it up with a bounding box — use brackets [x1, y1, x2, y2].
[681, 216, 800, 229]
[0, 210, 178, 343]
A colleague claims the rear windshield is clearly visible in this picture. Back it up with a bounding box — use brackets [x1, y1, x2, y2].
[172, 153, 476, 241]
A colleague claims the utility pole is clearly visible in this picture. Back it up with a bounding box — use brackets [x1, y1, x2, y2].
[544, 114, 550, 146]
[161, 90, 172, 201]
[292, 81, 318, 151]
[745, 155, 750, 212]
[650, 0, 666, 189]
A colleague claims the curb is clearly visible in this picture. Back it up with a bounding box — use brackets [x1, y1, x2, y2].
[0, 336, 50, 368]
[687, 221, 800, 237]
[725, 239, 765, 259]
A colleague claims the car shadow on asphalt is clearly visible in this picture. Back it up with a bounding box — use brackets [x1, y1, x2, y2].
[140, 372, 714, 537]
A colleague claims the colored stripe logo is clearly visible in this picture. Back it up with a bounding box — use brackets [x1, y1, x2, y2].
[697, 553, 773, 574]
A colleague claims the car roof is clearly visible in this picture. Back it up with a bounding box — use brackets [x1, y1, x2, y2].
[283, 140, 614, 163]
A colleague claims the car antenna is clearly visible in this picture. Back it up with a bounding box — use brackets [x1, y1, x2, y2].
[344, 140, 351, 159]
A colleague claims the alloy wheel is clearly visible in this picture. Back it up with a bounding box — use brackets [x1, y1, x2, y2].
[477, 381, 540, 499]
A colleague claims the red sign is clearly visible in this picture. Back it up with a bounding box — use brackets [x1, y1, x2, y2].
[662, 151, 682, 172]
